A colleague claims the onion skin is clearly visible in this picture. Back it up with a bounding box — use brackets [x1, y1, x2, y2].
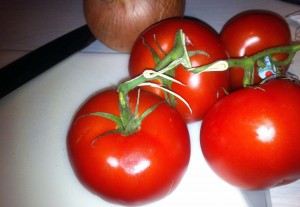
[83, 0, 186, 53]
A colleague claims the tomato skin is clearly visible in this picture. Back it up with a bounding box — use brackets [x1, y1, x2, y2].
[67, 89, 190, 205]
[200, 79, 300, 190]
[129, 18, 229, 122]
[220, 10, 291, 90]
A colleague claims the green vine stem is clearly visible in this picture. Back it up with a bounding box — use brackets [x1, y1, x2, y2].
[190, 43, 300, 86]
[116, 30, 300, 135]
[85, 29, 300, 137]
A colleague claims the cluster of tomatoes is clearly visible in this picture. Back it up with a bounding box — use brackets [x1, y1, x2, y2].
[67, 10, 300, 206]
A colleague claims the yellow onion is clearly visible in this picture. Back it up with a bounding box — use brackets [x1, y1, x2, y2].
[83, 0, 185, 53]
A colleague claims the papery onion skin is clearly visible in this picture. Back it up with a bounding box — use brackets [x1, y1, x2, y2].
[83, 0, 186, 53]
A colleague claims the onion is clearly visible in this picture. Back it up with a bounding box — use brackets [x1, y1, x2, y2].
[83, 0, 185, 53]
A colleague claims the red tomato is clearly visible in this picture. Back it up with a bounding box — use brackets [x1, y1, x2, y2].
[200, 78, 300, 190]
[67, 89, 190, 205]
[129, 18, 229, 123]
[220, 10, 291, 90]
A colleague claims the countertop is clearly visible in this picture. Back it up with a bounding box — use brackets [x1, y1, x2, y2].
[1, 0, 300, 67]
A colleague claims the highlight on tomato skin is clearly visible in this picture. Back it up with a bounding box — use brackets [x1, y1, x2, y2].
[200, 78, 300, 190]
[129, 17, 230, 123]
[67, 89, 191, 206]
[220, 10, 292, 91]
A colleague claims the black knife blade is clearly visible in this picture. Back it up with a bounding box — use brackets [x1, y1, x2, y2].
[0, 24, 95, 99]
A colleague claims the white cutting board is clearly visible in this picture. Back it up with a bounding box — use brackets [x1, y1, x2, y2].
[0, 52, 299, 207]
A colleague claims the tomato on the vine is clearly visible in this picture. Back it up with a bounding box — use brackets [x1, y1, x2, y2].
[200, 78, 300, 190]
[129, 18, 229, 123]
[220, 10, 291, 90]
[67, 89, 190, 206]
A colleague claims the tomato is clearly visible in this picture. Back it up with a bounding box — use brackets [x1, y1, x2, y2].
[200, 78, 300, 190]
[220, 10, 292, 90]
[67, 89, 190, 205]
[129, 18, 229, 123]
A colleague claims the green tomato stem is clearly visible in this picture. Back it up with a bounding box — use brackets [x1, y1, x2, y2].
[190, 43, 300, 86]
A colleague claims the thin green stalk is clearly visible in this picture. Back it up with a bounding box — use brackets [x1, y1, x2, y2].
[190, 44, 300, 86]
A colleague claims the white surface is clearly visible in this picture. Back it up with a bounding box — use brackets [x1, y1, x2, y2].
[0, 0, 300, 206]
[0, 52, 299, 207]
[0, 53, 249, 207]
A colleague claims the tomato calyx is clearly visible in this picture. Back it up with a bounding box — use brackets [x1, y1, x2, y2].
[76, 89, 164, 139]
[191, 43, 300, 87]
[142, 29, 209, 108]
[117, 89, 165, 136]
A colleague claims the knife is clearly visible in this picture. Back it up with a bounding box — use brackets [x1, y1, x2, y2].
[0, 24, 95, 99]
